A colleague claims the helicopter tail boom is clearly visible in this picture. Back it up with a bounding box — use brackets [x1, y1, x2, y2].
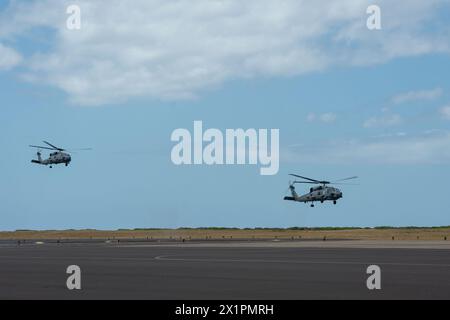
[31, 151, 43, 164]
[31, 151, 45, 165]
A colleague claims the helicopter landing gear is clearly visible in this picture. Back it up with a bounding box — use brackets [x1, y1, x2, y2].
[310, 203, 315, 208]
[333, 200, 337, 205]
[49, 165, 53, 169]
[65, 163, 68, 167]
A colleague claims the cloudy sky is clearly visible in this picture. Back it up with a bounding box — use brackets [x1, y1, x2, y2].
[1, 0, 450, 230]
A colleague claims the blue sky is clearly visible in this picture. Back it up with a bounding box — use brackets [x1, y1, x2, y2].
[1, 0, 450, 230]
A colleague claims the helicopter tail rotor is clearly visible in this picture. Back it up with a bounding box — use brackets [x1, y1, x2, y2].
[283, 181, 298, 200]
[283, 181, 292, 196]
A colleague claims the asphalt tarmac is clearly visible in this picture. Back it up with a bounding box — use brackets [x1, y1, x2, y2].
[0, 240, 449, 299]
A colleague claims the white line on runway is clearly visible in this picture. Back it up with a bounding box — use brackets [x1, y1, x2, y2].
[2, 254, 450, 268]
[154, 255, 450, 268]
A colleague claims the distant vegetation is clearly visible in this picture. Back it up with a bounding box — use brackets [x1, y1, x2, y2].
[11, 226, 450, 233]
[177, 226, 450, 231]
[116, 226, 450, 231]
[3, 226, 449, 241]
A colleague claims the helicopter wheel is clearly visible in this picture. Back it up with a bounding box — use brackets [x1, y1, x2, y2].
[49, 166, 52, 169]
[65, 163, 68, 167]
[333, 200, 337, 205]
[310, 203, 314, 208]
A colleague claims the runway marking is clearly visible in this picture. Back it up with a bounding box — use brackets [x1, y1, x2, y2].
[0, 255, 163, 262]
[154, 255, 450, 268]
[2, 253, 450, 268]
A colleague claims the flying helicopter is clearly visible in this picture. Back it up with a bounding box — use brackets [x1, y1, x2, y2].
[283, 174, 358, 207]
[29, 141, 91, 168]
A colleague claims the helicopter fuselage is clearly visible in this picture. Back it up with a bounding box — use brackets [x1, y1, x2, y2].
[31, 151, 71, 167]
[284, 185, 343, 204]
[284, 173, 356, 207]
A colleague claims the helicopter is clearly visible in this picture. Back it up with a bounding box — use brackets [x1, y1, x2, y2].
[283, 174, 358, 207]
[29, 141, 91, 168]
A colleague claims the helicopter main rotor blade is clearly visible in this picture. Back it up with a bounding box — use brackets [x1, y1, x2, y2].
[43, 141, 64, 151]
[289, 174, 321, 183]
[293, 181, 317, 184]
[333, 176, 358, 182]
[65, 148, 92, 153]
[332, 182, 359, 186]
[29, 145, 56, 151]
[290, 174, 330, 184]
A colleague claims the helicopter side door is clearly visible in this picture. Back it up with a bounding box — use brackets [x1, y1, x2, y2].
[324, 187, 332, 200]
[312, 187, 324, 201]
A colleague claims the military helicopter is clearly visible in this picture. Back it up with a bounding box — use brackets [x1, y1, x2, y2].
[29, 141, 91, 168]
[283, 174, 358, 207]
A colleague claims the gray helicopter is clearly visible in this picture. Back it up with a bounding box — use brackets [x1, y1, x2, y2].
[284, 174, 358, 207]
[29, 141, 91, 168]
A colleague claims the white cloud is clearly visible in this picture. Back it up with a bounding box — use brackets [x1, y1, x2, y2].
[306, 113, 316, 122]
[307, 112, 337, 123]
[0, 0, 449, 105]
[0, 43, 21, 70]
[319, 113, 337, 123]
[363, 114, 402, 128]
[391, 88, 443, 105]
[283, 131, 450, 165]
[440, 105, 450, 120]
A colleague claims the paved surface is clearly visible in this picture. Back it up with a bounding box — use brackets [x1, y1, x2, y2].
[0, 240, 450, 299]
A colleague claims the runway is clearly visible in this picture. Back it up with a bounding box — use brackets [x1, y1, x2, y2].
[0, 240, 450, 299]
